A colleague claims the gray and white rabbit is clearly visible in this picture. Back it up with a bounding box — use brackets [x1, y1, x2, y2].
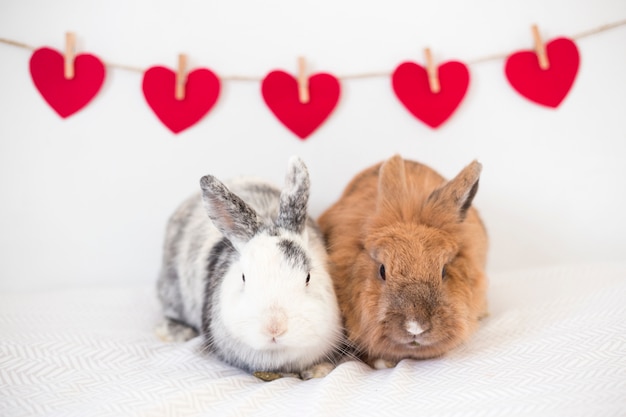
[156, 156, 342, 379]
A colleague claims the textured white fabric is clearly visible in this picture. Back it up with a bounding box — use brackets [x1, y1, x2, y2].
[1, 263, 625, 417]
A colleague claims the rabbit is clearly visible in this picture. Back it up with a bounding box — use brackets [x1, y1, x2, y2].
[317, 155, 488, 369]
[156, 156, 343, 379]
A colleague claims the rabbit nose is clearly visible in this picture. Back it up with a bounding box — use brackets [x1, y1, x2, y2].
[267, 321, 287, 338]
[266, 306, 288, 339]
[405, 320, 425, 336]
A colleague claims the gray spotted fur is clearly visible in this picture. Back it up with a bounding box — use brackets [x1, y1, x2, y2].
[276, 160, 310, 234]
[278, 238, 311, 271]
[157, 177, 298, 332]
[156, 156, 338, 374]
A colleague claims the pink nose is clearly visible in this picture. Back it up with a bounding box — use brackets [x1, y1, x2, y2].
[266, 321, 287, 338]
[265, 306, 288, 339]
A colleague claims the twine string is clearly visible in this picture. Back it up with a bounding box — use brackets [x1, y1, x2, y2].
[1, 18, 624, 81]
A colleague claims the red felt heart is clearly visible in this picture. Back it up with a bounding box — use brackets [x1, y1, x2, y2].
[29, 47, 106, 118]
[142, 66, 220, 134]
[261, 71, 340, 139]
[505, 37, 580, 108]
[392, 61, 469, 129]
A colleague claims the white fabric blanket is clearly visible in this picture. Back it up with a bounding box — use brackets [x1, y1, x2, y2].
[1, 263, 625, 417]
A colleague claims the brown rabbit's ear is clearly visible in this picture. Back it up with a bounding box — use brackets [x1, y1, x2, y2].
[376, 154, 408, 215]
[425, 160, 482, 223]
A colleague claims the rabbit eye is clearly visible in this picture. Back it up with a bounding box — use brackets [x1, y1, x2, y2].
[306, 273, 311, 286]
[242, 273, 246, 283]
[379, 264, 386, 281]
[442, 266, 447, 280]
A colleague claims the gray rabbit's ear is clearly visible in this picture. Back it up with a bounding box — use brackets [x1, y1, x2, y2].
[200, 175, 261, 245]
[425, 160, 482, 224]
[276, 156, 310, 234]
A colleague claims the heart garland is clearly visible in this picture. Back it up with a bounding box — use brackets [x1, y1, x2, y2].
[261, 70, 341, 139]
[29, 47, 106, 118]
[142, 66, 221, 134]
[24, 26, 587, 137]
[505, 37, 580, 108]
[392, 61, 470, 128]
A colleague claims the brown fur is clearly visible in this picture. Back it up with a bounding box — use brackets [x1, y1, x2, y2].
[318, 155, 488, 365]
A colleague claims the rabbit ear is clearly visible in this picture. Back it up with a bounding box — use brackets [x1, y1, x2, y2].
[200, 175, 262, 245]
[376, 154, 408, 216]
[276, 156, 310, 234]
[425, 160, 482, 223]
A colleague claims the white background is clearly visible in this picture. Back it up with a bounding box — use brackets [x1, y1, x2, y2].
[0, 0, 625, 291]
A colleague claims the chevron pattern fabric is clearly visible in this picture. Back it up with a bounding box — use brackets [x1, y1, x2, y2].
[1, 263, 625, 417]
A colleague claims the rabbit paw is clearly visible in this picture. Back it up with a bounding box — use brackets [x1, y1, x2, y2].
[155, 318, 198, 342]
[300, 362, 335, 380]
[371, 358, 398, 370]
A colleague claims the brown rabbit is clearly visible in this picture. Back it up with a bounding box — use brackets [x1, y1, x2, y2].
[318, 155, 488, 368]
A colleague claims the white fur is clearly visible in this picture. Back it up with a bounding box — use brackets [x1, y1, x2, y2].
[158, 157, 343, 375]
[177, 209, 223, 331]
[215, 232, 341, 371]
[406, 320, 425, 336]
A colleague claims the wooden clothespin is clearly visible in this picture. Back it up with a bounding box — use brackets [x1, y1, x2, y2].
[175, 53, 187, 100]
[531, 24, 550, 70]
[64, 32, 75, 80]
[424, 48, 441, 94]
[297, 56, 310, 104]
